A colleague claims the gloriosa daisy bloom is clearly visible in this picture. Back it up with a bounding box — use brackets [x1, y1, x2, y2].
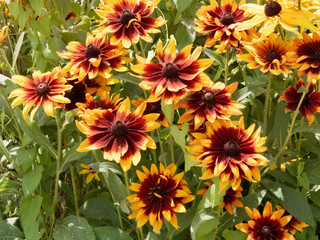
[58, 33, 131, 81]
[238, 0, 317, 39]
[295, 32, 320, 81]
[187, 118, 268, 191]
[176, 82, 245, 130]
[127, 163, 194, 233]
[194, 0, 257, 48]
[9, 67, 72, 121]
[94, 0, 166, 48]
[62, 78, 87, 111]
[279, 78, 320, 125]
[132, 37, 214, 104]
[237, 33, 297, 75]
[79, 163, 100, 184]
[76, 98, 161, 171]
[236, 201, 295, 240]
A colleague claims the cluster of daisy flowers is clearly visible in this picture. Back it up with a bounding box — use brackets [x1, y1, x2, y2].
[6, 0, 320, 238]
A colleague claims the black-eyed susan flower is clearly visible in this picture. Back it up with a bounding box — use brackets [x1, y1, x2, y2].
[76, 98, 160, 171]
[62, 78, 87, 111]
[132, 38, 214, 104]
[84, 75, 115, 96]
[279, 78, 320, 125]
[194, 0, 257, 48]
[237, 33, 297, 75]
[9, 67, 72, 121]
[0, 26, 8, 43]
[238, 0, 317, 39]
[176, 82, 244, 130]
[127, 163, 194, 233]
[79, 163, 100, 184]
[132, 98, 169, 127]
[76, 91, 122, 118]
[197, 180, 243, 215]
[295, 32, 320, 81]
[94, 0, 166, 48]
[187, 118, 268, 191]
[236, 201, 295, 240]
[57, 33, 131, 81]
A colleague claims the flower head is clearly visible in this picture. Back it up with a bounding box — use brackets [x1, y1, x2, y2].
[132, 38, 214, 104]
[295, 32, 320, 81]
[9, 67, 71, 121]
[187, 118, 268, 191]
[84, 75, 115, 96]
[94, 0, 166, 48]
[238, 0, 317, 39]
[194, 0, 257, 48]
[76, 98, 161, 171]
[238, 33, 297, 75]
[279, 78, 320, 125]
[58, 33, 131, 81]
[236, 201, 295, 240]
[79, 163, 100, 184]
[176, 82, 244, 130]
[62, 78, 87, 111]
[127, 163, 194, 233]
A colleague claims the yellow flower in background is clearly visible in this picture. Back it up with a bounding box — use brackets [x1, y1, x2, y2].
[79, 163, 100, 184]
[0, 26, 8, 43]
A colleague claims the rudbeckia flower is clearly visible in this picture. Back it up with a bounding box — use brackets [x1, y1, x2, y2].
[61, 78, 87, 111]
[132, 98, 169, 127]
[197, 180, 243, 215]
[76, 98, 161, 171]
[176, 82, 244, 130]
[236, 201, 295, 240]
[84, 75, 116, 96]
[187, 118, 268, 191]
[279, 78, 320, 125]
[57, 33, 131, 81]
[79, 163, 100, 184]
[132, 37, 214, 104]
[94, 0, 166, 48]
[0, 26, 8, 43]
[194, 0, 257, 48]
[237, 33, 297, 75]
[295, 32, 320, 81]
[238, 0, 317, 39]
[127, 163, 195, 233]
[9, 67, 72, 121]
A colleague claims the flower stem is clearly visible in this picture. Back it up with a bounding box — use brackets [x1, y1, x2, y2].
[156, 128, 166, 166]
[224, 48, 229, 85]
[263, 74, 272, 136]
[169, 106, 175, 164]
[70, 164, 79, 216]
[139, 39, 146, 58]
[124, 170, 131, 196]
[48, 110, 63, 240]
[298, 118, 304, 153]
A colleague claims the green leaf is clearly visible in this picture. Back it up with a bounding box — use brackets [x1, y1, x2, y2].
[0, 73, 11, 86]
[0, 222, 24, 240]
[53, 215, 95, 240]
[292, 124, 320, 134]
[61, 144, 88, 171]
[14, 108, 57, 158]
[303, 159, 320, 184]
[308, 185, 320, 208]
[266, 170, 296, 187]
[54, 0, 71, 18]
[105, 170, 128, 203]
[17, 147, 37, 172]
[0, 176, 21, 196]
[98, 162, 122, 176]
[173, 0, 193, 12]
[29, 0, 43, 15]
[191, 208, 219, 240]
[94, 226, 132, 240]
[203, 48, 225, 67]
[222, 230, 247, 240]
[161, 98, 173, 125]
[274, 102, 289, 146]
[112, 74, 140, 85]
[170, 124, 188, 152]
[262, 179, 315, 227]
[22, 165, 43, 197]
[76, 16, 90, 32]
[12, 31, 25, 72]
[20, 195, 43, 239]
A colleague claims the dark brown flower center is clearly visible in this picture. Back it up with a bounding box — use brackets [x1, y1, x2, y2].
[314, 49, 320, 61]
[202, 91, 215, 104]
[264, 1, 282, 17]
[264, 50, 281, 63]
[162, 63, 179, 78]
[111, 120, 128, 137]
[85, 44, 100, 59]
[220, 12, 235, 26]
[120, 10, 136, 25]
[302, 95, 311, 106]
[260, 226, 272, 236]
[152, 185, 165, 199]
[36, 83, 50, 95]
[223, 141, 239, 156]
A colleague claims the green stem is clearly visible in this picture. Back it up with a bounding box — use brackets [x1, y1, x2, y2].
[87, 0, 90, 15]
[297, 118, 304, 153]
[224, 48, 229, 85]
[139, 39, 146, 58]
[51, 0, 67, 29]
[156, 128, 166, 166]
[169, 106, 175, 164]
[70, 164, 79, 216]
[238, 61, 248, 86]
[132, 43, 148, 99]
[92, 151, 124, 231]
[263, 74, 272, 136]
[124, 170, 131, 196]
[48, 110, 63, 240]
[151, 131, 157, 163]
